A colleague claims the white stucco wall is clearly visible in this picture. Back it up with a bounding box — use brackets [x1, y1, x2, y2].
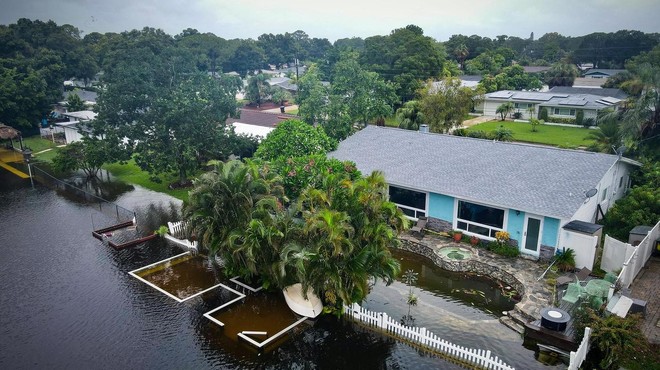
[571, 159, 635, 222]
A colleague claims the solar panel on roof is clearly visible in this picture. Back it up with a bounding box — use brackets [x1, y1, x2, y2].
[601, 96, 621, 104]
[595, 99, 613, 106]
[514, 92, 552, 101]
[490, 91, 514, 98]
[560, 99, 588, 106]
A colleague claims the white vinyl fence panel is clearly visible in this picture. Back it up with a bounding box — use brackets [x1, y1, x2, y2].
[568, 327, 592, 370]
[345, 303, 515, 370]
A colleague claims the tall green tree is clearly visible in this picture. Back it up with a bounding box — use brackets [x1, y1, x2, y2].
[418, 78, 477, 133]
[296, 63, 327, 125]
[545, 63, 578, 87]
[395, 100, 425, 130]
[254, 119, 337, 161]
[245, 73, 271, 106]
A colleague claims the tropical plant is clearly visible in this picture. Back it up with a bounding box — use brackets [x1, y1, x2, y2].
[538, 107, 549, 121]
[529, 118, 543, 132]
[575, 110, 585, 126]
[585, 309, 648, 369]
[287, 171, 408, 315]
[587, 116, 621, 153]
[553, 248, 576, 272]
[418, 78, 478, 133]
[496, 102, 514, 121]
[182, 160, 283, 264]
[245, 73, 271, 106]
[66, 93, 86, 112]
[395, 100, 425, 131]
[491, 125, 514, 141]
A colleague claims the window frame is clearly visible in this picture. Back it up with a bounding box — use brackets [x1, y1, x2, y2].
[388, 184, 428, 220]
[454, 199, 507, 239]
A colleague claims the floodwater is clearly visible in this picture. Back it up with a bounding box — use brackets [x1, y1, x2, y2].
[0, 171, 562, 369]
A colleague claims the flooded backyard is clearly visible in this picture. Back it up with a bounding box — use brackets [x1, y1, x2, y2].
[0, 172, 564, 369]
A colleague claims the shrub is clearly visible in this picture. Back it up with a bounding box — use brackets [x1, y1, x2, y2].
[453, 128, 468, 136]
[490, 126, 514, 141]
[487, 241, 520, 257]
[538, 107, 549, 121]
[575, 110, 584, 126]
[467, 130, 488, 139]
[512, 112, 523, 119]
[582, 117, 596, 128]
[554, 248, 576, 272]
[547, 116, 577, 125]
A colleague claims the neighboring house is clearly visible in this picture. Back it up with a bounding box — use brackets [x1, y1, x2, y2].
[225, 108, 298, 140]
[61, 89, 98, 107]
[55, 110, 98, 144]
[572, 77, 606, 88]
[432, 76, 482, 90]
[522, 66, 551, 74]
[583, 69, 625, 79]
[478, 90, 624, 120]
[330, 126, 639, 266]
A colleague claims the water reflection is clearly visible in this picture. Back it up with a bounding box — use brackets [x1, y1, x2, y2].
[0, 172, 560, 369]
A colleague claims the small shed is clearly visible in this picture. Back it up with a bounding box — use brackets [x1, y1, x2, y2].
[628, 225, 652, 246]
[559, 220, 603, 270]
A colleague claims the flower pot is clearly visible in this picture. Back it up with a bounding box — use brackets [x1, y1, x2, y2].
[470, 236, 479, 246]
[453, 232, 462, 242]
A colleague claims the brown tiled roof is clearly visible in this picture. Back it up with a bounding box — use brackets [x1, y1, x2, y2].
[226, 109, 298, 128]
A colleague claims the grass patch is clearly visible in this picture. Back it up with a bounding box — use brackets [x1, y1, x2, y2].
[22, 136, 58, 153]
[466, 120, 595, 148]
[103, 159, 190, 202]
[285, 108, 299, 115]
[384, 115, 398, 128]
[33, 148, 59, 163]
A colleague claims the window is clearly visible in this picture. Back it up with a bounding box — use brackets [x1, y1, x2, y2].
[514, 103, 530, 109]
[456, 200, 505, 238]
[601, 187, 608, 201]
[619, 176, 623, 188]
[389, 185, 426, 219]
[553, 108, 576, 116]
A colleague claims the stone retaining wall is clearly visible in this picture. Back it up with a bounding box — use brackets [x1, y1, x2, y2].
[397, 239, 525, 298]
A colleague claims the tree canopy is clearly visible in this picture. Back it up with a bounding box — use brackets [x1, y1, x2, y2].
[254, 119, 337, 161]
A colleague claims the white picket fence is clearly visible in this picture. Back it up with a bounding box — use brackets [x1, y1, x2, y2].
[166, 221, 198, 251]
[345, 303, 515, 370]
[568, 327, 592, 370]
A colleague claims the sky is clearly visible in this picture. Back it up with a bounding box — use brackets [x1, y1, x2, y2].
[1, 0, 659, 42]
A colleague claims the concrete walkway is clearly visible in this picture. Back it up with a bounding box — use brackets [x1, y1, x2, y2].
[261, 104, 299, 114]
[460, 115, 496, 128]
[629, 256, 660, 344]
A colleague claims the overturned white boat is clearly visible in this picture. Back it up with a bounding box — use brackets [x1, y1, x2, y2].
[282, 283, 322, 318]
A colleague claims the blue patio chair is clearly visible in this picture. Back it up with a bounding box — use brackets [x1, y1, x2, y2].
[561, 282, 584, 305]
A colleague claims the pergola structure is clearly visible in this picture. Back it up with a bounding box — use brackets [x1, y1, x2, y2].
[0, 123, 24, 151]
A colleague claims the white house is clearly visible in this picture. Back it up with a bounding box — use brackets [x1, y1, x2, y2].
[477, 90, 624, 120]
[330, 126, 639, 268]
[55, 110, 99, 144]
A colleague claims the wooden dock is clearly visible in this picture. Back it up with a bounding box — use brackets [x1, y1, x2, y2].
[524, 300, 579, 352]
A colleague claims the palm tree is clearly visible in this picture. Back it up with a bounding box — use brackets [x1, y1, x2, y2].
[182, 160, 282, 264]
[454, 44, 469, 70]
[496, 102, 514, 121]
[618, 63, 660, 148]
[395, 100, 425, 131]
[588, 116, 621, 153]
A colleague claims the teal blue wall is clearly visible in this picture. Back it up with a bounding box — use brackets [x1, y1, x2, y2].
[507, 210, 526, 247]
[542, 217, 560, 247]
[429, 193, 454, 222]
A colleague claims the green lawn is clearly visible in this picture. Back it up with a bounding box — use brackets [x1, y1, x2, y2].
[384, 115, 398, 127]
[22, 136, 58, 153]
[103, 159, 190, 201]
[285, 108, 299, 115]
[466, 120, 595, 148]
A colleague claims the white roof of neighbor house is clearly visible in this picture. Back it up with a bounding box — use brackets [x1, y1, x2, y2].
[231, 122, 274, 139]
[63, 110, 97, 121]
[484, 90, 623, 110]
[329, 126, 639, 220]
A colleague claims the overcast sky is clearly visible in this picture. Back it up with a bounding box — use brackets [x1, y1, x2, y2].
[2, 0, 659, 41]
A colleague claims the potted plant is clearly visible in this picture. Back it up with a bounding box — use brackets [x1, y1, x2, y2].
[453, 230, 463, 242]
[470, 235, 480, 246]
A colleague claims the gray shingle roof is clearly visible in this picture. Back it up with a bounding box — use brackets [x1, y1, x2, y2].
[329, 126, 625, 219]
[548, 86, 628, 100]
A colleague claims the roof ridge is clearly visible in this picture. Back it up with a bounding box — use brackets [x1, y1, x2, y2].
[366, 125, 621, 159]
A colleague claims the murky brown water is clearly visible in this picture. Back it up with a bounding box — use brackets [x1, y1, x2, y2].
[0, 171, 562, 369]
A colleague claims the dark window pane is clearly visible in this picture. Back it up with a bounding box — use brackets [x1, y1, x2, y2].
[418, 212, 425, 217]
[389, 186, 426, 210]
[468, 223, 490, 237]
[457, 221, 467, 230]
[399, 207, 415, 217]
[457, 201, 504, 228]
